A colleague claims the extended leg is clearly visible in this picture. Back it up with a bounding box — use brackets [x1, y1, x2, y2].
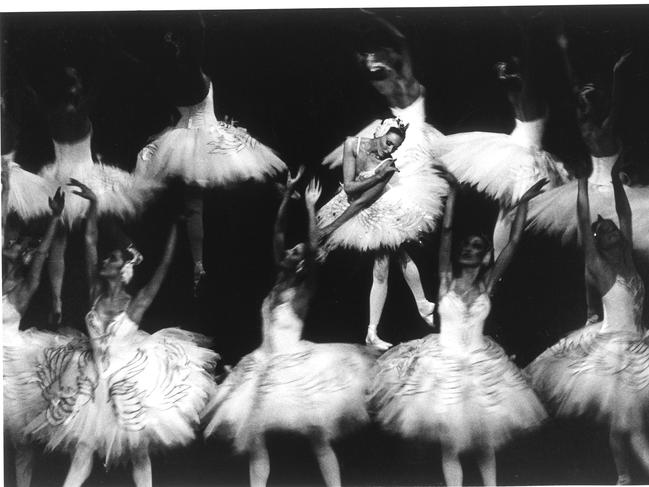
[132, 450, 153, 487]
[184, 185, 205, 294]
[441, 445, 463, 487]
[310, 432, 341, 487]
[398, 250, 435, 326]
[367, 253, 392, 350]
[15, 444, 34, 487]
[610, 428, 633, 484]
[47, 225, 68, 327]
[629, 430, 649, 478]
[62, 443, 94, 487]
[476, 446, 497, 486]
[249, 436, 271, 487]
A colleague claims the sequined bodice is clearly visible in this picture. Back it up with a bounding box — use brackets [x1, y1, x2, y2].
[261, 289, 304, 352]
[438, 290, 491, 351]
[176, 82, 219, 129]
[85, 305, 139, 372]
[2, 294, 22, 333]
[52, 132, 94, 172]
[510, 117, 545, 149]
[390, 94, 426, 126]
[600, 274, 645, 334]
[589, 153, 619, 186]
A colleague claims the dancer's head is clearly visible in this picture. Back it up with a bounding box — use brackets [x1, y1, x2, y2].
[358, 48, 402, 81]
[2, 236, 39, 281]
[455, 234, 493, 270]
[99, 246, 143, 284]
[373, 117, 407, 158]
[281, 243, 307, 275]
[577, 83, 610, 125]
[43, 66, 91, 141]
[591, 215, 624, 250]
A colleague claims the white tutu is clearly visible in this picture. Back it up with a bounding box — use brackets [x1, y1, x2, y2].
[25, 309, 218, 465]
[135, 82, 286, 188]
[527, 153, 649, 263]
[3, 152, 55, 220]
[39, 134, 161, 227]
[438, 118, 570, 206]
[525, 274, 649, 426]
[370, 290, 547, 452]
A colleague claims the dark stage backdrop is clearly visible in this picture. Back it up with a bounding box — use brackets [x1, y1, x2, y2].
[2, 6, 649, 486]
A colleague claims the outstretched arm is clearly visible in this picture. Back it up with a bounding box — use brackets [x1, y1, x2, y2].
[486, 179, 548, 294]
[69, 179, 99, 300]
[127, 223, 177, 324]
[436, 166, 457, 295]
[274, 166, 305, 265]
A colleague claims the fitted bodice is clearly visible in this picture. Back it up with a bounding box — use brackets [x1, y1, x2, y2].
[589, 153, 620, 186]
[438, 290, 491, 351]
[2, 294, 22, 333]
[509, 117, 545, 149]
[176, 82, 219, 129]
[52, 132, 94, 170]
[260, 288, 304, 352]
[85, 304, 139, 372]
[600, 273, 645, 334]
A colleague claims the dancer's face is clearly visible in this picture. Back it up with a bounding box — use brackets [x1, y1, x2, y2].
[282, 243, 306, 271]
[592, 218, 623, 249]
[577, 84, 610, 123]
[457, 235, 490, 267]
[100, 250, 126, 279]
[376, 131, 404, 159]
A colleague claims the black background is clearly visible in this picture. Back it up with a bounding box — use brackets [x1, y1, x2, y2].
[3, 6, 649, 486]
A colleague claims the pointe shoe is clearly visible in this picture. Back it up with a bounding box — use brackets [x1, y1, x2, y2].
[365, 331, 393, 351]
[416, 299, 436, 327]
[193, 261, 206, 297]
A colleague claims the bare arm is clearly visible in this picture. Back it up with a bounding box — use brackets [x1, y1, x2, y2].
[274, 166, 304, 265]
[611, 159, 632, 243]
[486, 179, 548, 294]
[436, 167, 457, 295]
[1, 157, 9, 231]
[608, 51, 632, 134]
[127, 224, 177, 324]
[69, 179, 100, 300]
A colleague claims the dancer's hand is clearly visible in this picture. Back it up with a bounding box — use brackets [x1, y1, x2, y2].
[1, 157, 9, 190]
[433, 164, 458, 187]
[48, 187, 66, 216]
[519, 178, 549, 204]
[285, 166, 305, 199]
[304, 178, 322, 208]
[68, 178, 97, 202]
[613, 50, 633, 74]
[374, 158, 397, 179]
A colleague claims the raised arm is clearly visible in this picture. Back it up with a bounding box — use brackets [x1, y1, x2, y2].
[486, 179, 548, 294]
[69, 179, 99, 300]
[1, 156, 9, 232]
[435, 166, 458, 295]
[342, 138, 395, 199]
[608, 51, 632, 134]
[127, 223, 177, 324]
[274, 166, 304, 265]
[304, 178, 323, 259]
[556, 28, 580, 95]
[611, 156, 632, 243]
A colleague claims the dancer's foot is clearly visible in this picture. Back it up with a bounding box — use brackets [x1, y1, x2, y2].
[48, 310, 62, 328]
[365, 331, 393, 351]
[617, 475, 632, 485]
[193, 260, 206, 297]
[416, 299, 436, 327]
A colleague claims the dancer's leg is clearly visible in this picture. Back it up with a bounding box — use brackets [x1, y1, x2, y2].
[610, 428, 633, 484]
[398, 250, 435, 326]
[184, 185, 205, 293]
[310, 432, 341, 487]
[132, 450, 153, 487]
[249, 436, 271, 487]
[15, 444, 34, 487]
[47, 226, 68, 327]
[476, 446, 497, 486]
[62, 443, 94, 487]
[366, 253, 391, 350]
[629, 430, 649, 478]
[441, 445, 463, 487]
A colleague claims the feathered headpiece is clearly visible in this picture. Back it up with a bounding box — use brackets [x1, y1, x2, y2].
[120, 245, 144, 284]
[373, 116, 409, 139]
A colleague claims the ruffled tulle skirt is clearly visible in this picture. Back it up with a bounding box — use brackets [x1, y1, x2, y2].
[525, 322, 649, 426]
[203, 341, 377, 453]
[5, 156, 55, 220]
[39, 158, 161, 226]
[369, 334, 547, 452]
[25, 328, 218, 465]
[438, 131, 570, 206]
[136, 122, 286, 188]
[317, 145, 448, 252]
[3, 325, 79, 444]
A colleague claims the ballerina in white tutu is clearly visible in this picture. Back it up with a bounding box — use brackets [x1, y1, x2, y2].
[370, 167, 548, 486]
[438, 17, 570, 259]
[25, 180, 218, 487]
[527, 40, 649, 269]
[525, 158, 649, 485]
[203, 170, 377, 487]
[318, 117, 445, 350]
[37, 67, 160, 326]
[2, 172, 71, 487]
[135, 16, 286, 293]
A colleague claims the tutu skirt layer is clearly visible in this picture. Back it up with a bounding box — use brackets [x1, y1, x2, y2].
[370, 334, 547, 452]
[5, 157, 55, 220]
[203, 341, 376, 453]
[25, 327, 218, 465]
[136, 122, 286, 188]
[525, 323, 649, 425]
